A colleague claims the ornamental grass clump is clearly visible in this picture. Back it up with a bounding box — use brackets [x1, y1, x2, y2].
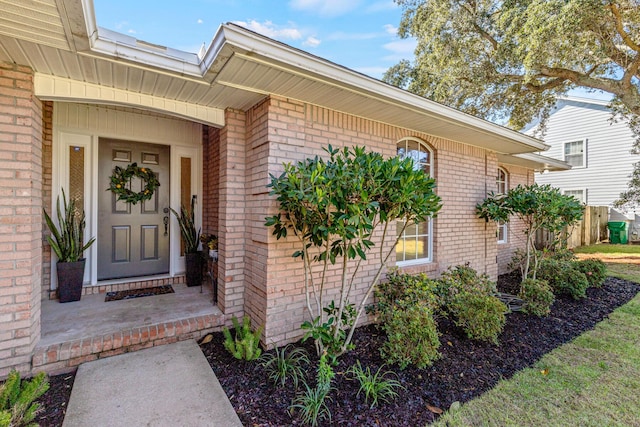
[347, 361, 403, 408]
[259, 345, 310, 389]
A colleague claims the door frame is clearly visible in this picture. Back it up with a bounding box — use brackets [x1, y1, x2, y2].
[51, 103, 203, 288]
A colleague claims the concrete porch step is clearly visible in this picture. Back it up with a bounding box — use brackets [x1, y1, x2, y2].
[34, 284, 224, 374]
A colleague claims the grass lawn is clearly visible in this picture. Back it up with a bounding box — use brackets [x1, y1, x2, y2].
[433, 247, 640, 427]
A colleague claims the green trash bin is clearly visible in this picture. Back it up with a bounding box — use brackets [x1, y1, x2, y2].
[608, 221, 629, 244]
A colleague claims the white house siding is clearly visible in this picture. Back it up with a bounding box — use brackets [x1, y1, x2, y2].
[533, 99, 636, 207]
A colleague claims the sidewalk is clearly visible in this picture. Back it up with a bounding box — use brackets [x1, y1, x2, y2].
[62, 340, 242, 427]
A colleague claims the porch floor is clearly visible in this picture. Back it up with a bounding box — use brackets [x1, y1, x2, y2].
[34, 283, 225, 373]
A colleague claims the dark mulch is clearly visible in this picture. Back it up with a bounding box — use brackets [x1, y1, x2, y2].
[104, 285, 174, 302]
[35, 371, 75, 427]
[34, 275, 640, 426]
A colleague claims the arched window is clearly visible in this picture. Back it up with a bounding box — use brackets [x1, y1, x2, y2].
[497, 167, 508, 243]
[396, 137, 434, 265]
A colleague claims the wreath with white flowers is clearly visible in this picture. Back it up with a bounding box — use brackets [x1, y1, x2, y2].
[108, 163, 160, 205]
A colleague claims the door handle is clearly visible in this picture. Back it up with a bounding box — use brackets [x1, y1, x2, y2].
[163, 216, 169, 236]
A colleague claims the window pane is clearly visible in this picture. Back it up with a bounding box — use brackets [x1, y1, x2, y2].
[69, 146, 84, 212]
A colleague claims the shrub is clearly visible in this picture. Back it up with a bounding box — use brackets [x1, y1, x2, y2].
[347, 361, 403, 408]
[259, 345, 310, 389]
[519, 278, 555, 317]
[0, 370, 49, 427]
[575, 258, 607, 288]
[374, 269, 440, 317]
[436, 264, 497, 307]
[449, 292, 507, 344]
[537, 258, 589, 299]
[222, 316, 263, 361]
[380, 300, 441, 369]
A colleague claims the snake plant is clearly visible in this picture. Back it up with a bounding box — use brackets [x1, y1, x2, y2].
[171, 197, 201, 253]
[43, 189, 95, 262]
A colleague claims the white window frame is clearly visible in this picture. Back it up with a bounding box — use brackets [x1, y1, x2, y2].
[497, 167, 508, 244]
[563, 188, 587, 204]
[563, 139, 587, 168]
[396, 137, 434, 266]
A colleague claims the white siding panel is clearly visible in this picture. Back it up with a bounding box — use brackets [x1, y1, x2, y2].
[534, 101, 636, 207]
[54, 102, 202, 147]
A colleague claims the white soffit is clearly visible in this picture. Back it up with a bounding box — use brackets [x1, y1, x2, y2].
[0, 0, 71, 50]
[497, 153, 571, 172]
[35, 74, 226, 126]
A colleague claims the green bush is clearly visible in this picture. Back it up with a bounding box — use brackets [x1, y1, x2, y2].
[575, 258, 607, 288]
[380, 300, 441, 369]
[374, 269, 439, 316]
[436, 264, 497, 307]
[449, 292, 507, 344]
[0, 370, 49, 427]
[519, 278, 555, 317]
[222, 316, 263, 361]
[537, 258, 589, 299]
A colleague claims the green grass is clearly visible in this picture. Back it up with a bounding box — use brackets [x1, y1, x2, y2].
[573, 243, 640, 255]
[606, 263, 640, 283]
[433, 284, 640, 427]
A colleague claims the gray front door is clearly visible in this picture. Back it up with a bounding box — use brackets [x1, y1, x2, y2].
[98, 139, 170, 280]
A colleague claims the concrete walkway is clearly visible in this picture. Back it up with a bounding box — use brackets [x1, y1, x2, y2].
[62, 340, 242, 427]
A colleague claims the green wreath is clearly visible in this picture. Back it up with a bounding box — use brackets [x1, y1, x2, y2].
[108, 162, 160, 205]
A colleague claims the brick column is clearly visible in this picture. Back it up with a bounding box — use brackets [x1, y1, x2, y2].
[0, 62, 43, 376]
[217, 109, 246, 318]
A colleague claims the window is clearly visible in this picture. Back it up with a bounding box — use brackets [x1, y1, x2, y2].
[496, 167, 508, 244]
[564, 140, 586, 168]
[564, 189, 586, 204]
[396, 138, 434, 265]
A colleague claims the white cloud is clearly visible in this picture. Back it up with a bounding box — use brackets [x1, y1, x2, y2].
[365, 1, 398, 13]
[289, 0, 362, 17]
[128, 29, 137, 35]
[383, 24, 397, 36]
[382, 38, 417, 60]
[233, 20, 302, 40]
[197, 19, 203, 24]
[303, 36, 321, 47]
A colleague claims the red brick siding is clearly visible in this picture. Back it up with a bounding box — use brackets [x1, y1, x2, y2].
[0, 62, 43, 376]
[217, 109, 247, 318]
[202, 125, 220, 235]
[41, 101, 53, 299]
[257, 96, 504, 345]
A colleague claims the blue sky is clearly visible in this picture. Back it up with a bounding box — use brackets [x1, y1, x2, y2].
[93, 0, 414, 80]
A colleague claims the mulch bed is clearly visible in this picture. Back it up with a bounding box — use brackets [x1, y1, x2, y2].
[104, 285, 174, 302]
[35, 275, 640, 426]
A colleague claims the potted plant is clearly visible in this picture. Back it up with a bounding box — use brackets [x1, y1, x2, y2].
[200, 233, 218, 260]
[171, 198, 203, 287]
[43, 189, 95, 302]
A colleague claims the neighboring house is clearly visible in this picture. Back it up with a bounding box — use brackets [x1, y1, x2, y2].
[0, 0, 568, 376]
[532, 97, 636, 207]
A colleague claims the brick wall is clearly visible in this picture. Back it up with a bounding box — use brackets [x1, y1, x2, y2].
[41, 101, 53, 299]
[217, 109, 247, 318]
[0, 62, 43, 376]
[496, 165, 534, 274]
[256, 95, 506, 346]
[202, 125, 220, 235]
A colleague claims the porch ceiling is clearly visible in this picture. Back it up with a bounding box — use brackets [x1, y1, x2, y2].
[0, 0, 551, 156]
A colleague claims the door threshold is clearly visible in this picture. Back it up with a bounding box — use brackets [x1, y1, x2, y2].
[97, 274, 173, 286]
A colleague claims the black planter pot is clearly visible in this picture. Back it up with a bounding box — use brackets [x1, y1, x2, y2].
[57, 259, 86, 303]
[185, 252, 204, 287]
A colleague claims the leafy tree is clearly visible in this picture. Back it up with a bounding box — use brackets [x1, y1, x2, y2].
[385, 0, 640, 206]
[266, 146, 442, 358]
[476, 184, 584, 280]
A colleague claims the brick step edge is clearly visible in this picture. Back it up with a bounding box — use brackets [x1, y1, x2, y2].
[32, 313, 225, 374]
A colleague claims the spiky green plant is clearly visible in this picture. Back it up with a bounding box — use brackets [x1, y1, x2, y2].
[170, 196, 201, 253]
[0, 370, 49, 427]
[348, 361, 403, 408]
[290, 382, 332, 427]
[260, 345, 310, 389]
[222, 316, 264, 361]
[43, 189, 95, 262]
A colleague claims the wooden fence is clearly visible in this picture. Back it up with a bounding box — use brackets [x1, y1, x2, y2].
[535, 206, 609, 250]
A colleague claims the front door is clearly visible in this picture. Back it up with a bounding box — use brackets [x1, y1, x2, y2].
[98, 139, 170, 280]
